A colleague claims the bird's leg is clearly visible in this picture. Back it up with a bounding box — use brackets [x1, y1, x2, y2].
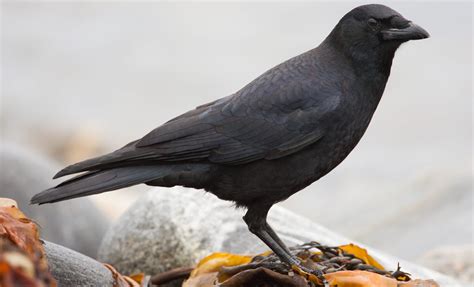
[263, 222, 292, 255]
[243, 205, 293, 260]
[243, 205, 326, 284]
[263, 221, 326, 283]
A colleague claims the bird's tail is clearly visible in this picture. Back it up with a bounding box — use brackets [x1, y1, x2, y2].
[31, 164, 206, 204]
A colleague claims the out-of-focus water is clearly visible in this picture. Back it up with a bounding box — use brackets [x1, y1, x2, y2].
[1, 2, 472, 260]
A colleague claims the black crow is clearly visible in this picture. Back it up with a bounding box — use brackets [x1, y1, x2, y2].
[32, 4, 429, 279]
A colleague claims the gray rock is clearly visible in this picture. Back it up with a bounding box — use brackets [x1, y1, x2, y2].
[44, 241, 115, 287]
[0, 143, 109, 257]
[98, 188, 462, 286]
[281, 168, 473, 260]
[417, 245, 474, 284]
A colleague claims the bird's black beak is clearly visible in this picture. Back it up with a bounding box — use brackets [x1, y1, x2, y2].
[381, 22, 430, 41]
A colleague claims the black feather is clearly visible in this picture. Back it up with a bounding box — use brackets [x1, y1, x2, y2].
[33, 164, 208, 204]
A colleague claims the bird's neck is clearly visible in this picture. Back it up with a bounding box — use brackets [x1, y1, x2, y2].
[321, 35, 397, 80]
[309, 39, 394, 113]
[318, 37, 397, 105]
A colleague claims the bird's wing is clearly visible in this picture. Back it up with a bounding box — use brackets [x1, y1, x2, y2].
[55, 56, 342, 178]
[136, 69, 340, 165]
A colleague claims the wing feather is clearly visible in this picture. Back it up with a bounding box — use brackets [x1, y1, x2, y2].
[135, 79, 337, 165]
[54, 50, 342, 178]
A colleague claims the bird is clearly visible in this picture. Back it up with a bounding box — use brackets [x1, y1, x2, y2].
[32, 4, 429, 280]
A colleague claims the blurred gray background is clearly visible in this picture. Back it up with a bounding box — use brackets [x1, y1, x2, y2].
[1, 0, 472, 265]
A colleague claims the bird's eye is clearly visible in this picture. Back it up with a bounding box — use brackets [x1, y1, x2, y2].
[367, 18, 380, 29]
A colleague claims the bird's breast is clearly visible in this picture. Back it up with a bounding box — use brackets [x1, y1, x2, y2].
[309, 86, 382, 176]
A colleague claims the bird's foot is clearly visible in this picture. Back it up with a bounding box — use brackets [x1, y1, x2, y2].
[291, 262, 327, 286]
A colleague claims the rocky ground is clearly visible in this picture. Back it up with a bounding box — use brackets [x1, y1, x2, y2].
[0, 143, 472, 286]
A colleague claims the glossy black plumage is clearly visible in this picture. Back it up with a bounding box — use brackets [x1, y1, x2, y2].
[31, 4, 428, 277]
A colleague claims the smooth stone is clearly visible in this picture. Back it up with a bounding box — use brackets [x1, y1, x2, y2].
[0, 143, 109, 257]
[98, 188, 462, 286]
[44, 241, 115, 287]
[281, 168, 472, 260]
[417, 244, 473, 284]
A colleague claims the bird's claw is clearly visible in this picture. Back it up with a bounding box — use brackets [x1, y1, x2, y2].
[291, 263, 327, 286]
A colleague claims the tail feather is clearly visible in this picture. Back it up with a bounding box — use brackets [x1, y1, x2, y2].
[31, 165, 175, 204]
[53, 153, 152, 179]
[52, 140, 154, 179]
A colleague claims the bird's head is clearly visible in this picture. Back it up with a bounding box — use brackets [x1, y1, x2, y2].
[326, 4, 429, 69]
